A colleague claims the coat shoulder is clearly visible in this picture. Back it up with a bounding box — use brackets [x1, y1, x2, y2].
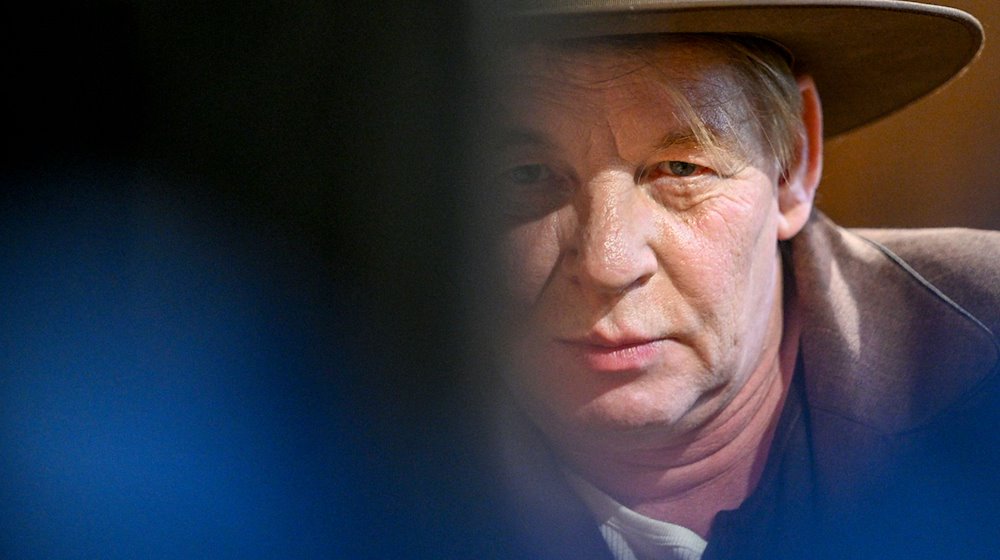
[790, 218, 1000, 434]
[851, 227, 1000, 337]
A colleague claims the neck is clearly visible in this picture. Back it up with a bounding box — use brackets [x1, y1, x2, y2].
[563, 276, 801, 539]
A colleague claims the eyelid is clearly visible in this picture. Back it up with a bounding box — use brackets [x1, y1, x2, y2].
[637, 159, 711, 182]
[504, 162, 553, 184]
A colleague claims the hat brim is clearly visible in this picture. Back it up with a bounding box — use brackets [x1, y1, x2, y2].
[507, 1, 983, 137]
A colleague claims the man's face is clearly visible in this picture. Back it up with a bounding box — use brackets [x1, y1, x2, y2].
[492, 40, 791, 456]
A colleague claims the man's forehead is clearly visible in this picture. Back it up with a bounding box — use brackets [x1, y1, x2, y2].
[493, 84, 691, 163]
[498, 37, 743, 118]
[495, 40, 746, 140]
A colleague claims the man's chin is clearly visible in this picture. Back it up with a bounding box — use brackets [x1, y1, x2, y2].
[564, 405, 701, 449]
[580, 379, 736, 437]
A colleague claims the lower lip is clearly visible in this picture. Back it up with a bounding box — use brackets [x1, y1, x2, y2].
[560, 339, 666, 372]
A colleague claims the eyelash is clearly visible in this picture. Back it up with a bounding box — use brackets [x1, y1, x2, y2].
[662, 161, 703, 177]
[504, 163, 553, 185]
[642, 160, 710, 181]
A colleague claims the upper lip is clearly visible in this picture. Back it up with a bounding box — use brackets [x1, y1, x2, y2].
[558, 331, 664, 349]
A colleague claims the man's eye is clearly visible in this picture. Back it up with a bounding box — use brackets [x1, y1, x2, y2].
[506, 164, 552, 184]
[656, 160, 704, 178]
[494, 163, 569, 222]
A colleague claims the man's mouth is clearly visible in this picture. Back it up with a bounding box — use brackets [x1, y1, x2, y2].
[556, 335, 668, 372]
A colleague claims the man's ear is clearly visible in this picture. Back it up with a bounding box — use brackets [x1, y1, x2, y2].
[777, 74, 823, 241]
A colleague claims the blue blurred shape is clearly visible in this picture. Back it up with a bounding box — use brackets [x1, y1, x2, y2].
[0, 173, 366, 558]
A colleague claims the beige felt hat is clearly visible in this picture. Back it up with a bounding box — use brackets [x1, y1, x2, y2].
[504, 1, 983, 137]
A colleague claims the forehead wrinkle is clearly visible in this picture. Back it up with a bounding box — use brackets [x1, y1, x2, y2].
[504, 41, 657, 102]
[502, 78, 666, 167]
[499, 75, 615, 133]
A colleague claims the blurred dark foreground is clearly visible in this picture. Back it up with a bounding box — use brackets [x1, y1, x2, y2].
[0, 2, 508, 558]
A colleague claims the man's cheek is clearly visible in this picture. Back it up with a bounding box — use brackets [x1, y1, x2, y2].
[501, 230, 557, 304]
[689, 196, 767, 262]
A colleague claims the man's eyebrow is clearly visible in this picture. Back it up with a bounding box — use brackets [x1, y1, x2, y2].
[651, 130, 701, 152]
[491, 127, 556, 151]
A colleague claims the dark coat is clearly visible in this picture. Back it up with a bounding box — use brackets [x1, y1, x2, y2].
[493, 213, 1000, 560]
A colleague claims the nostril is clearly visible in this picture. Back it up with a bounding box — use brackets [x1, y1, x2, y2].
[629, 273, 653, 290]
[613, 273, 652, 295]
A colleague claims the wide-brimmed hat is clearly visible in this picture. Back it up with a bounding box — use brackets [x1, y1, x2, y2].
[504, 1, 983, 137]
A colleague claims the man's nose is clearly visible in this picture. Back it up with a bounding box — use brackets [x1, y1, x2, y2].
[564, 170, 658, 295]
